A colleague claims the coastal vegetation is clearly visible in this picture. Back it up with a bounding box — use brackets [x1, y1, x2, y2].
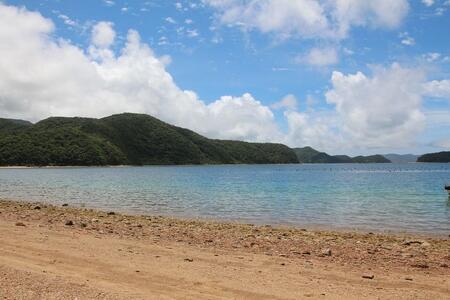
[417, 151, 450, 163]
[293, 146, 391, 163]
[0, 114, 298, 166]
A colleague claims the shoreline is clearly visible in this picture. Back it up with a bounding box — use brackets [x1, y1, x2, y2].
[2, 197, 448, 238]
[1, 199, 449, 299]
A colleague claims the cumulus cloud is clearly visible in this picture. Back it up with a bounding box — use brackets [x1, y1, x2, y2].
[204, 0, 409, 40]
[91, 21, 116, 48]
[296, 47, 339, 66]
[325, 64, 426, 148]
[0, 3, 280, 142]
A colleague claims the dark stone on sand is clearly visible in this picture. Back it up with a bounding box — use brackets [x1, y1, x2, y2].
[62, 204, 68, 207]
[184, 258, 194, 262]
[33, 205, 41, 210]
[411, 263, 429, 269]
[15, 222, 26, 227]
[65, 220, 74, 226]
[80, 223, 87, 228]
[107, 212, 115, 216]
[405, 277, 413, 281]
[362, 274, 374, 279]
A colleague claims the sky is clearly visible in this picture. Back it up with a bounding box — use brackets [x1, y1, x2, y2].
[0, 0, 449, 155]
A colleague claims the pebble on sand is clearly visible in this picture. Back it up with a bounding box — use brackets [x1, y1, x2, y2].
[362, 274, 375, 279]
[15, 222, 26, 227]
[65, 220, 74, 226]
[319, 249, 332, 257]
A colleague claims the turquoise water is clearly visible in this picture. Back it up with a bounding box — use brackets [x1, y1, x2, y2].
[0, 164, 449, 234]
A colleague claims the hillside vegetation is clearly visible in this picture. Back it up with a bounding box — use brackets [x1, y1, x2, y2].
[0, 114, 298, 166]
[293, 147, 391, 163]
[417, 151, 450, 163]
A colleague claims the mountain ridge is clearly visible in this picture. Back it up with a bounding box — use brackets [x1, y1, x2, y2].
[0, 113, 298, 166]
[293, 147, 391, 163]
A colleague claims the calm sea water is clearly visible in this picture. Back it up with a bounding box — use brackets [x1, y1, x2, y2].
[0, 164, 449, 235]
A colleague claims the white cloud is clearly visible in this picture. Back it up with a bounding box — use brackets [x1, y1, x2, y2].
[91, 21, 115, 48]
[422, 0, 434, 7]
[103, 0, 115, 6]
[271, 94, 298, 110]
[325, 64, 426, 148]
[0, 3, 280, 143]
[204, 0, 409, 40]
[57, 14, 77, 27]
[186, 29, 199, 38]
[422, 52, 441, 62]
[296, 47, 338, 66]
[399, 32, 415, 46]
[401, 37, 415, 46]
[423, 80, 450, 99]
[165, 17, 176, 24]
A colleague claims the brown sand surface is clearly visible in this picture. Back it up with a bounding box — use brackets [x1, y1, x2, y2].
[0, 199, 449, 299]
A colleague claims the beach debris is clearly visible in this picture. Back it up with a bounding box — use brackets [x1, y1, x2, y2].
[62, 203, 68, 207]
[410, 263, 429, 269]
[405, 277, 413, 281]
[403, 240, 426, 246]
[362, 274, 375, 279]
[184, 258, 194, 262]
[319, 248, 332, 257]
[33, 205, 41, 210]
[107, 211, 115, 216]
[302, 251, 311, 255]
[15, 222, 26, 227]
[65, 220, 74, 226]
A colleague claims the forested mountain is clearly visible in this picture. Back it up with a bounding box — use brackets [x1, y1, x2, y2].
[417, 151, 450, 163]
[293, 147, 391, 163]
[0, 113, 298, 166]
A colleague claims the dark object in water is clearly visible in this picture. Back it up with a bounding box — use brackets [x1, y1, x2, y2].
[446, 185, 450, 191]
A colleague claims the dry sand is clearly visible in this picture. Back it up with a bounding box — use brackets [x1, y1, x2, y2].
[0, 199, 449, 299]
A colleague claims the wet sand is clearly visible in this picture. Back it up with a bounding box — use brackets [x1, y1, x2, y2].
[0, 199, 449, 299]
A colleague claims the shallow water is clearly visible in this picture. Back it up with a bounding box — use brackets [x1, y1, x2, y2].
[0, 164, 449, 234]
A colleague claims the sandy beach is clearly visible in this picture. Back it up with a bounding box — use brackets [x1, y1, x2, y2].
[0, 199, 449, 299]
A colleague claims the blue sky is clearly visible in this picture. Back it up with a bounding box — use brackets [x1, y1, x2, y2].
[0, 0, 449, 155]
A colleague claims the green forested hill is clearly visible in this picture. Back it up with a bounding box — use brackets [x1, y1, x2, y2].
[417, 151, 450, 163]
[293, 147, 391, 163]
[0, 113, 298, 166]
